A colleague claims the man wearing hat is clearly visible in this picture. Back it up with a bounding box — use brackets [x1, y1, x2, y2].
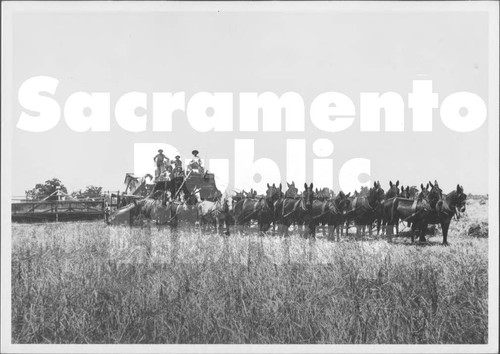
[172, 155, 183, 169]
[173, 165, 185, 179]
[153, 149, 169, 179]
[188, 150, 204, 174]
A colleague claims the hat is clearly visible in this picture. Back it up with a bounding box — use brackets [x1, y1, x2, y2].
[158, 149, 163, 153]
[175, 155, 180, 159]
[192, 150, 199, 155]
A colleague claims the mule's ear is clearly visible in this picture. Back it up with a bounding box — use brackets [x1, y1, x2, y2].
[429, 181, 434, 188]
[374, 181, 377, 188]
[396, 180, 399, 187]
[421, 183, 424, 190]
[389, 181, 393, 187]
[272, 183, 276, 187]
[304, 183, 308, 190]
[435, 180, 438, 185]
[406, 186, 410, 192]
[457, 184, 461, 192]
[267, 183, 270, 188]
[292, 181, 295, 186]
[287, 182, 290, 187]
[310, 183, 314, 190]
[279, 183, 282, 190]
[346, 192, 351, 198]
[426, 183, 430, 189]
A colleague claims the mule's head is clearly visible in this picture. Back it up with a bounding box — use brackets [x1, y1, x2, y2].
[266, 183, 282, 203]
[428, 180, 443, 207]
[369, 181, 385, 207]
[429, 180, 443, 196]
[233, 191, 244, 202]
[386, 180, 400, 198]
[303, 183, 314, 210]
[359, 186, 369, 197]
[400, 185, 407, 198]
[285, 181, 299, 198]
[316, 187, 330, 201]
[335, 191, 351, 214]
[408, 186, 418, 199]
[418, 183, 430, 200]
[455, 184, 467, 214]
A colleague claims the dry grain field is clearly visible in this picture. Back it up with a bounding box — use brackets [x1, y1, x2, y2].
[11, 198, 489, 344]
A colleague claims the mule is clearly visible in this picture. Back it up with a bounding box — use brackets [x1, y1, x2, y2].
[344, 181, 385, 238]
[322, 191, 350, 241]
[315, 187, 330, 202]
[391, 196, 431, 243]
[418, 184, 467, 245]
[275, 183, 314, 237]
[392, 182, 432, 235]
[168, 200, 197, 230]
[427, 180, 443, 210]
[381, 180, 400, 236]
[233, 183, 281, 234]
[284, 182, 299, 198]
[197, 195, 233, 235]
[279, 182, 301, 232]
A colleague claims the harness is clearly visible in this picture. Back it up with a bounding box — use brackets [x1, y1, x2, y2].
[346, 197, 373, 220]
[238, 198, 264, 223]
[328, 199, 340, 215]
[311, 201, 330, 220]
[199, 200, 226, 223]
[401, 198, 430, 222]
[436, 199, 455, 218]
[411, 199, 418, 212]
[282, 198, 304, 219]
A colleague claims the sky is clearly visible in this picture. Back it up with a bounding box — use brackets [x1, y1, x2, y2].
[4, 3, 495, 196]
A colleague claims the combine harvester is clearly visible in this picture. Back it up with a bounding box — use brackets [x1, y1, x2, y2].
[107, 169, 221, 226]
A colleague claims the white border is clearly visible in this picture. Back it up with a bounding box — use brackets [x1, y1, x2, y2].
[1, 1, 499, 353]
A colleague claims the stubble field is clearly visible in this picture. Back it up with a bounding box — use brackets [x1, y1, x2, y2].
[11, 198, 489, 344]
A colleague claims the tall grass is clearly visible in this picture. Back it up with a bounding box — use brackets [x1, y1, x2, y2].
[11, 201, 488, 344]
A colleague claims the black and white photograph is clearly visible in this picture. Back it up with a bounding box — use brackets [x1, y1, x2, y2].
[1, 1, 499, 353]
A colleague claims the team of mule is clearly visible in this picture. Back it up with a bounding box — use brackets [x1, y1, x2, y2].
[109, 178, 467, 245]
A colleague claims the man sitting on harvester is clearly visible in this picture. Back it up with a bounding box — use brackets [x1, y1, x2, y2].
[172, 165, 185, 179]
[187, 150, 204, 174]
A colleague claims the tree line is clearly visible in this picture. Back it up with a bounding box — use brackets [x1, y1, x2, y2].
[24, 178, 104, 201]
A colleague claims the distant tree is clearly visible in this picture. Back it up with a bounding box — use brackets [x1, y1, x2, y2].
[25, 178, 68, 201]
[72, 185, 104, 199]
